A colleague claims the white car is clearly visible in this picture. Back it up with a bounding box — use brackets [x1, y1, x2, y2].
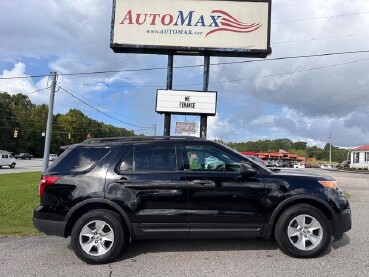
[293, 162, 305, 169]
[0, 152, 16, 168]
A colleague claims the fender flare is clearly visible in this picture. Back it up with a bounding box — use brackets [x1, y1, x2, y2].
[65, 198, 133, 236]
[264, 195, 338, 235]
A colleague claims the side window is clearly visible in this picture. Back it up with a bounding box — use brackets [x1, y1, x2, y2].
[119, 145, 178, 172]
[184, 145, 240, 172]
[119, 149, 134, 171]
[49, 147, 110, 173]
[135, 145, 177, 171]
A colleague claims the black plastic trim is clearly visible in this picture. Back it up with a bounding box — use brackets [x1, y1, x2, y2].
[33, 217, 66, 237]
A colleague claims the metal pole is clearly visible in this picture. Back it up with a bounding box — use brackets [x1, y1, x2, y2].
[329, 131, 332, 166]
[200, 55, 210, 139]
[42, 72, 57, 172]
[163, 54, 173, 136]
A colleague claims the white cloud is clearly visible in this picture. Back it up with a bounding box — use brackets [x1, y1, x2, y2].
[0, 62, 50, 103]
[2, 0, 369, 145]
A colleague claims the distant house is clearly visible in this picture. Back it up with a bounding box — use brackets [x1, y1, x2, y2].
[350, 145, 369, 169]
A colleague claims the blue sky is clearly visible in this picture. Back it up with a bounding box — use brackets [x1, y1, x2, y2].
[1, 0, 369, 147]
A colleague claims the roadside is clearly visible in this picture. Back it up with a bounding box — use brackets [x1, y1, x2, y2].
[0, 159, 43, 174]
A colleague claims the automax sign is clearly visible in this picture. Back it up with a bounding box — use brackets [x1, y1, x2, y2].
[111, 0, 271, 57]
[156, 90, 217, 115]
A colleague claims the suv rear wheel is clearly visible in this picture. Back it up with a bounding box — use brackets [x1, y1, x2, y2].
[71, 209, 125, 264]
[275, 204, 331, 258]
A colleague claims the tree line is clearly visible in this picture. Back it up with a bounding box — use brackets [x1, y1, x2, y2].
[0, 92, 135, 157]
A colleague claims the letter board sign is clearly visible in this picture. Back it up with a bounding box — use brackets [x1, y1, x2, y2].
[156, 90, 217, 115]
[111, 0, 272, 57]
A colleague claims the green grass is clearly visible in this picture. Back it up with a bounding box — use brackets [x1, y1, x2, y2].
[0, 172, 41, 236]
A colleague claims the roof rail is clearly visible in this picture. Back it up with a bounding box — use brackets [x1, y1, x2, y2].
[81, 136, 203, 144]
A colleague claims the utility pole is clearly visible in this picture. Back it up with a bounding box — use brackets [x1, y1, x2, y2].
[329, 131, 332, 166]
[153, 124, 157, 136]
[42, 72, 57, 172]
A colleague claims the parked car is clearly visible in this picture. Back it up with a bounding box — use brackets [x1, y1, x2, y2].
[33, 137, 351, 264]
[15, 153, 33, 160]
[292, 162, 305, 169]
[0, 151, 16, 168]
[337, 160, 350, 169]
[49, 154, 58, 161]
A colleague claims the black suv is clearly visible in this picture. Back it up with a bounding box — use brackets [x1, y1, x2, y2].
[33, 137, 351, 264]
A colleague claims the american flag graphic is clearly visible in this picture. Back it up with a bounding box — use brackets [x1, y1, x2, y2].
[206, 10, 262, 37]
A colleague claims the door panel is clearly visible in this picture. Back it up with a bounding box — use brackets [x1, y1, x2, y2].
[181, 142, 268, 238]
[105, 143, 189, 239]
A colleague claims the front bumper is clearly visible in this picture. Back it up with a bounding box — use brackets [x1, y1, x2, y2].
[333, 208, 351, 236]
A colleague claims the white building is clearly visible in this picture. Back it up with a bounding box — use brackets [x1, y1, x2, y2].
[350, 145, 369, 169]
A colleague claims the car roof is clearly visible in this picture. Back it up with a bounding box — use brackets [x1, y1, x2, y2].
[81, 136, 204, 145]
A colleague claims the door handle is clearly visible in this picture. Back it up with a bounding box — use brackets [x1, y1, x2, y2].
[192, 179, 215, 185]
[116, 178, 131, 184]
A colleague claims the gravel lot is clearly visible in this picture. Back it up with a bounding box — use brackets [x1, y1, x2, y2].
[0, 169, 368, 277]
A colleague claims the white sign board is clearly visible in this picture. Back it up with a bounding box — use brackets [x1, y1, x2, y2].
[111, 0, 271, 57]
[156, 90, 217, 115]
[175, 122, 196, 133]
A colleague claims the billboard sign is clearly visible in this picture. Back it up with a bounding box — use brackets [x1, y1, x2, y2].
[156, 90, 217, 115]
[175, 122, 196, 133]
[111, 0, 272, 57]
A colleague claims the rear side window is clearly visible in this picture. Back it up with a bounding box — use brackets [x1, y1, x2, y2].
[119, 145, 178, 172]
[49, 147, 110, 173]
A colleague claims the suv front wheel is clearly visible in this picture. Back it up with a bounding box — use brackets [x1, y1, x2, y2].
[71, 209, 125, 264]
[275, 204, 331, 258]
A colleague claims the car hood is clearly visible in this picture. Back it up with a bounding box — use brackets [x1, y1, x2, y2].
[272, 169, 334, 180]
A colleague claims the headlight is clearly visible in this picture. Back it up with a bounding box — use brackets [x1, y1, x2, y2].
[318, 180, 337, 189]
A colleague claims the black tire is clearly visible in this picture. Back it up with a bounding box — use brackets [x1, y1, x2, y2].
[275, 204, 331, 258]
[10, 163, 15, 168]
[71, 209, 125, 264]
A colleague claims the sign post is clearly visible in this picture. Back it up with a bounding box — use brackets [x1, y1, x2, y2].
[200, 55, 210, 139]
[164, 54, 173, 136]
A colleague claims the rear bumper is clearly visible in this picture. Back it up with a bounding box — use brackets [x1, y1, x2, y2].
[33, 217, 66, 237]
[33, 206, 67, 237]
[333, 208, 351, 236]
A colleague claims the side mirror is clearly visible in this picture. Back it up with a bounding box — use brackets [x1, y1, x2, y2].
[240, 163, 257, 178]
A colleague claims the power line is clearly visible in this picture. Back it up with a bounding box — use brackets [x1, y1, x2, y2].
[59, 56, 369, 89]
[298, 90, 369, 119]
[60, 84, 149, 125]
[272, 11, 369, 24]
[273, 32, 369, 45]
[2, 49, 369, 80]
[58, 86, 152, 129]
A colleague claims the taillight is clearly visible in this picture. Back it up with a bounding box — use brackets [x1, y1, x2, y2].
[39, 175, 60, 197]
